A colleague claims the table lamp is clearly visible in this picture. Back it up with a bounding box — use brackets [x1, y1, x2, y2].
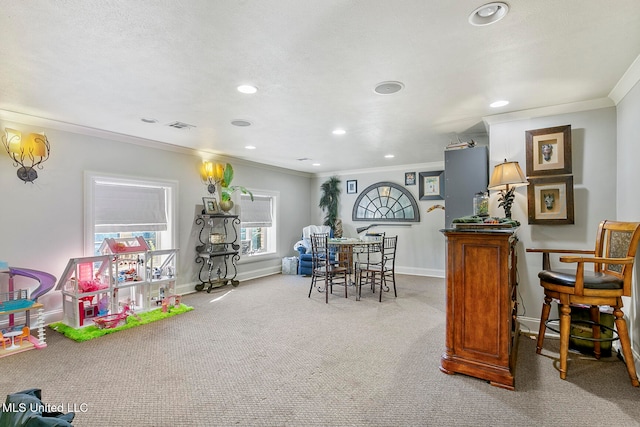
[488, 160, 529, 218]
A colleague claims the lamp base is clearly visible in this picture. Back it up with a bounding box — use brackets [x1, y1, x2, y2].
[498, 187, 516, 219]
[16, 166, 37, 183]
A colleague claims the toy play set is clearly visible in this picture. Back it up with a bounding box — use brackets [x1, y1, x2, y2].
[56, 237, 179, 329]
[0, 263, 53, 358]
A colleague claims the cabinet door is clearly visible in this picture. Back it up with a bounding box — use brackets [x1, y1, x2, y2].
[444, 146, 488, 227]
[451, 236, 510, 366]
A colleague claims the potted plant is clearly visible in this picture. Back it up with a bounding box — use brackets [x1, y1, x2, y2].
[220, 163, 253, 212]
[319, 176, 341, 232]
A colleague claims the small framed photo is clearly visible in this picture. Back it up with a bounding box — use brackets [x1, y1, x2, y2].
[419, 171, 444, 200]
[346, 180, 358, 194]
[202, 197, 219, 214]
[527, 176, 575, 225]
[405, 172, 416, 186]
[526, 125, 572, 177]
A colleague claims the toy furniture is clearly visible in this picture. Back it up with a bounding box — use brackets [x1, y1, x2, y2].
[15, 326, 30, 345]
[295, 225, 332, 275]
[527, 220, 640, 387]
[1, 331, 12, 349]
[56, 239, 178, 328]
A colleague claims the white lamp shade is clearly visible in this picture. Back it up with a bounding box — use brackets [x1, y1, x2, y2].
[488, 161, 528, 190]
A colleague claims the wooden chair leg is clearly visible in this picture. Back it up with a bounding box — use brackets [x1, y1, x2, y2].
[613, 305, 640, 387]
[589, 305, 601, 359]
[559, 302, 572, 380]
[537, 295, 552, 354]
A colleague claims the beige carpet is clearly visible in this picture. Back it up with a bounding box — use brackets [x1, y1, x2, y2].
[2, 274, 639, 426]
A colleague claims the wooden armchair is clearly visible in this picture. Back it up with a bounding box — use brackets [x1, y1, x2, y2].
[527, 220, 640, 386]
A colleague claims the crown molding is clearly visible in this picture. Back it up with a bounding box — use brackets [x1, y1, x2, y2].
[609, 54, 640, 105]
[316, 160, 446, 178]
[0, 109, 311, 179]
[482, 98, 614, 127]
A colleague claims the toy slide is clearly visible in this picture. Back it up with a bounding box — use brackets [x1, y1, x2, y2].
[8, 267, 57, 301]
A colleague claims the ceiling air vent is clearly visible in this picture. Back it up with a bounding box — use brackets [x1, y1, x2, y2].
[166, 121, 196, 130]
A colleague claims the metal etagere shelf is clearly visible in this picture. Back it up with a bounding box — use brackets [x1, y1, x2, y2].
[194, 214, 241, 292]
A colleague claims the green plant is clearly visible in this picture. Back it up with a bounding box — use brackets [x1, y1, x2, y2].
[319, 176, 341, 229]
[221, 163, 254, 202]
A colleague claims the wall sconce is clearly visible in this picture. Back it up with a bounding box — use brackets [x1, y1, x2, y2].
[2, 128, 51, 183]
[199, 161, 225, 194]
[488, 159, 529, 218]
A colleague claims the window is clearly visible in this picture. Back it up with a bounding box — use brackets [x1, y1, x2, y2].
[239, 191, 277, 257]
[84, 172, 177, 256]
[352, 181, 420, 222]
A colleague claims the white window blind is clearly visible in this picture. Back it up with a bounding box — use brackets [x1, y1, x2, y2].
[95, 182, 168, 232]
[241, 194, 273, 228]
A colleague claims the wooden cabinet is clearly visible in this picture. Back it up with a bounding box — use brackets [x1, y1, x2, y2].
[194, 214, 241, 292]
[439, 228, 519, 390]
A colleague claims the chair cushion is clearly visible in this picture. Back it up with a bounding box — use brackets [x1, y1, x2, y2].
[539, 269, 623, 290]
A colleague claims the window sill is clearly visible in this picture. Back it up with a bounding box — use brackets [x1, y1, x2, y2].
[238, 252, 279, 264]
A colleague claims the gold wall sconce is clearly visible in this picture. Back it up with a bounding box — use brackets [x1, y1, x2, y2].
[199, 161, 225, 195]
[2, 128, 51, 183]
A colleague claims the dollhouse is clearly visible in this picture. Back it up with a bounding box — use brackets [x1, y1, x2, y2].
[56, 237, 178, 328]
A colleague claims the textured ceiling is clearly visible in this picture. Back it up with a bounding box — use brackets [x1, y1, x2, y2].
[1, 1, 639, 173]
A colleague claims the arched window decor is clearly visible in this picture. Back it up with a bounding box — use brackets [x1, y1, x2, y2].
[352, 181, 420, 222]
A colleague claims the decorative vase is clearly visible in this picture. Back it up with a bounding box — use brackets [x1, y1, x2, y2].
[219, 200, 234, 213]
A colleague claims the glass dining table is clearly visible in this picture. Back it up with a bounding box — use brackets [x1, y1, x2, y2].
[327, 237, 383, 300]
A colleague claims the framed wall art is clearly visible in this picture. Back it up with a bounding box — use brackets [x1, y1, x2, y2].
[405, 172, 416, 186]
[346, 180, 358, 194]
[418, 171, 444, 200]
[527, 176, 574, 225]
[525, 124, 572, 176]
[203, 197, 219, 214]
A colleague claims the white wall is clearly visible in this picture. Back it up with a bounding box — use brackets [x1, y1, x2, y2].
[310, 162, 449, 278]
[0, 116, 312, 324]
[616, 79, 640, 351]
[487, 107, 618, 336]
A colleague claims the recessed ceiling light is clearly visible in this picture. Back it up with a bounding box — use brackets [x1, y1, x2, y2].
[332, 129, 346, 135]
[490, 100, 509, 108]
[245, 145, 256, 150]
[374, 81, 404, 95]
[384, 154, 395, 159]
[141, 117, 158, 123]
[469, 2, 509, 26]
[312, 163, 321, 166]
[237, 85, 258, 94]
[231, 119, 252, 127]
